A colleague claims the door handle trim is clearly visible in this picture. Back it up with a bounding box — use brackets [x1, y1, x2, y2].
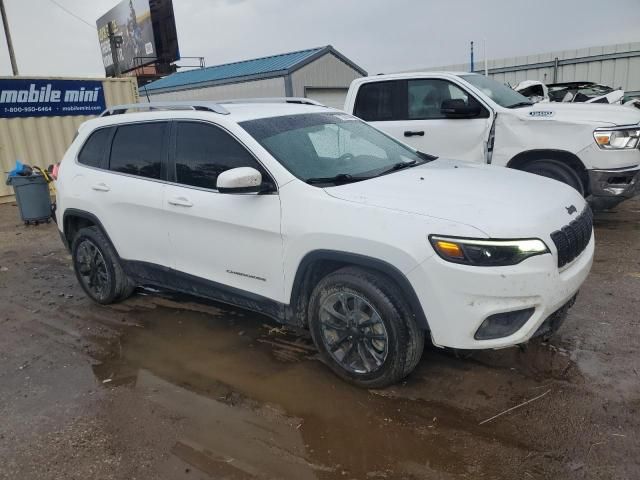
[404, 130, 425, 137]
[168, 196, 193, 207]
[91, 183, 110, 192]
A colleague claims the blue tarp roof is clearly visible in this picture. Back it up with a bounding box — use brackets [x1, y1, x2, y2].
[144, 47, 326, 92]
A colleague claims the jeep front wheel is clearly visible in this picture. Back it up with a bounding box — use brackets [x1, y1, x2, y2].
[308, 267, 424, 388]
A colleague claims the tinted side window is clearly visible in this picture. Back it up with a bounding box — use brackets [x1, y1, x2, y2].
[175, 122, 265, 190]
[109, 122, 166, 180]
[354, 81, 396, 122]
[78, 128, 111, 168]
[408, 79, 485, 119]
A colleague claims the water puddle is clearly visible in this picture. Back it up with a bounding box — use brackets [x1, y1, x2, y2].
[91, 295, 584, 479]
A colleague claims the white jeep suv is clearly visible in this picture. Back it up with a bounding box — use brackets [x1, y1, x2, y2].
[56, 99, 594, 387]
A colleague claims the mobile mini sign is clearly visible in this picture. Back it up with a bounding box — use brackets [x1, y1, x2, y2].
[0, 79, 106, 118]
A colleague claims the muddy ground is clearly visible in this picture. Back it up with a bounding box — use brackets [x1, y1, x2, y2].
[0, 199, 638, 480]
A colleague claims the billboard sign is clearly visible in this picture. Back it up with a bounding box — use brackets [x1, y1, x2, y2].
[97, 0, 179, 77]
[0, 79, 106, 118]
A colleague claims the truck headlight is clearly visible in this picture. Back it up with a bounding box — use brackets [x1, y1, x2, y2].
[429, 236, 549, 266]
[593, 127, 640, 150]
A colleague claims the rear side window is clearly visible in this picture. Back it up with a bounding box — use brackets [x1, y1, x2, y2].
[174, 122, 265, 190]
[78, 128, 111, 168]
[109, 122, 167, 180]
[354, 81, 397, 122]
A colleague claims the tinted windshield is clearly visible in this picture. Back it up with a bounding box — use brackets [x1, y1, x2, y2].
[460, 74, 533, 108]
[240, 113, 427, 184]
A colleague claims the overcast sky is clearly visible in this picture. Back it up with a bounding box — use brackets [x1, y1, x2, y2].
[0, 0, 639, 77]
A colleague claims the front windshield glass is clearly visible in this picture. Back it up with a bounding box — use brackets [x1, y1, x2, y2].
[240, 113, 428, 184]
[460, 74, 533, 108]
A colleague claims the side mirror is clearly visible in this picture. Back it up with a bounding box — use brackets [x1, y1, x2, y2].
[440, 99, 481, 118]
[217, 167, 267, 194]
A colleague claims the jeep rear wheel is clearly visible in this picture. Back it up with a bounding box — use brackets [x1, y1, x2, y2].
[71, 226, 134, 304]
[308, 267, 424, 388]
[522, 159, 585, 196]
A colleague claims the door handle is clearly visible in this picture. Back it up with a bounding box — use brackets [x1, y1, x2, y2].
[168, 196, 193, 207]
[91, 183, 110, 192]
[404, 130, 425, 137]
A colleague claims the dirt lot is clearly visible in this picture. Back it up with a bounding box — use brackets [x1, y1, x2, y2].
[0, 199, 638, 480]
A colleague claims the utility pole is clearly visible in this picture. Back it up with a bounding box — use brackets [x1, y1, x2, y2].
[470, 41, 474, 73]
[484, 39, 488, 76]
[0, 0, 18, 75]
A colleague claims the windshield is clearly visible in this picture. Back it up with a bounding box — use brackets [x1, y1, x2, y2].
[240, 112, 428, 185]
[460, 74, 533, 108]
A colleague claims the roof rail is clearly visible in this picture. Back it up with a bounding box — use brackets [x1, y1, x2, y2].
[100, 101, 229, 117]
[219, 97, 326, 107]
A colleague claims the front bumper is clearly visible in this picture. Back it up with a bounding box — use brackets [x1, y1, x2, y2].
[588, 165, 640, 210]
[530, 293, 577, 340]
[406, 236, 594, 350]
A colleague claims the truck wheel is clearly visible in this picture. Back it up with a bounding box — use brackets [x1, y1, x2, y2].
[71, 226, 133, 304]
[308, 266, 425, 388]
[522, 159, 585, 196]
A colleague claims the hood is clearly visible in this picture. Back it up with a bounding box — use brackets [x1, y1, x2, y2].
[510, 102, 640, 127]
[323, 159, 586, 238]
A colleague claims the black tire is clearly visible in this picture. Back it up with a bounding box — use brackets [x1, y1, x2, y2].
[308, 266, 425, 388]
[71, 226, 133, 304]
[521, 159, 585, 196]
[117, 277, 137, 301]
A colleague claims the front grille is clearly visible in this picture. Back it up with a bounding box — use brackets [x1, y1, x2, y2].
[550, 207, 593, 268]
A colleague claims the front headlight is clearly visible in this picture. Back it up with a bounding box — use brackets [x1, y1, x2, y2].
[429, 236, 549, 266]
[593, 127, 640, 150]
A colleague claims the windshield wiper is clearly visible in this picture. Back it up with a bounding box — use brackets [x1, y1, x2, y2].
[417, 151, 437, 162]
[506, 101, 534, 109]
[306, 159, 425, 185]
[377, 159, 419, 176]
[306, 173, 372, 185]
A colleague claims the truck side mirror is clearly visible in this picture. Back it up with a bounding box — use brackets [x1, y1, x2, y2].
[441, 99, 481, 118]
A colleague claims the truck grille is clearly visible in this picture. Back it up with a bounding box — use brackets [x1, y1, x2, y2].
[550, 207, 593, 268]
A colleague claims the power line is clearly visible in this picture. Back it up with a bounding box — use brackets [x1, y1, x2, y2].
[46, 0, 95, 30]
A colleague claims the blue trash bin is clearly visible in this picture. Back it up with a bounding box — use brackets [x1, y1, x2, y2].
[6, 174, 52, 225]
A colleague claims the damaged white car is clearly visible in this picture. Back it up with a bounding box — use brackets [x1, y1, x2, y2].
[514, 80, 626, 105]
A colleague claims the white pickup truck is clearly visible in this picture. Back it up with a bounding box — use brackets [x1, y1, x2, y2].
[344, 72, 640, 209]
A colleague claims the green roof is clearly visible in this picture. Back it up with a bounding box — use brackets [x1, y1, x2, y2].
[144, 46, 366, 93]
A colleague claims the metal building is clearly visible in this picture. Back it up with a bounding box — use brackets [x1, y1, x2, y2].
[141, 45, 367, 109]
[408, 42, 640, 97]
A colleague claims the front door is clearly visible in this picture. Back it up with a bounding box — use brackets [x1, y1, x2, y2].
[164, 121, 284, 302]
[355, 79, 492, 162]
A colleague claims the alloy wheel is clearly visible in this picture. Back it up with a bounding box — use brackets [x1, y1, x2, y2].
[319, 291, 389, 374]
[75, 239, 110, 299]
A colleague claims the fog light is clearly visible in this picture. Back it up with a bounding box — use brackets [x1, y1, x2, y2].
[474, 308, 535, 340]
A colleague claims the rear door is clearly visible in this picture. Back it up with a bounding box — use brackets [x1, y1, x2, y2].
[353, 78, 492, 162]
[164, 120, 283, 301]
[89, 121, 171, 271]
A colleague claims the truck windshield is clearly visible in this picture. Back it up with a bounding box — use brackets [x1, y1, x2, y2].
[240, 112, 429, 185]
[460, 74, 533, 108]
